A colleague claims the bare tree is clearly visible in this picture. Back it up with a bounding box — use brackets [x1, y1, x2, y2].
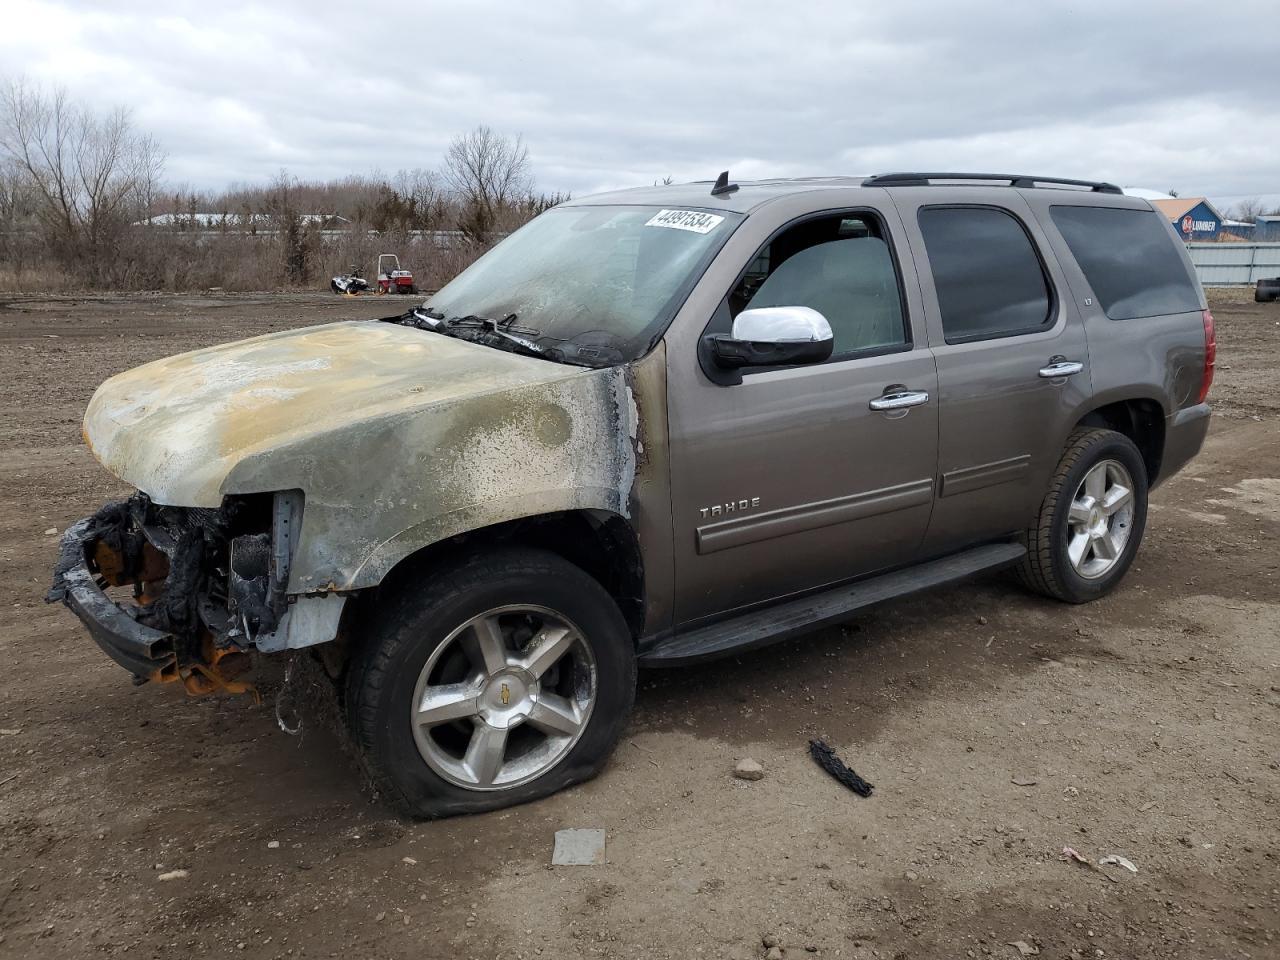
[393, 167, 447, 229]
[0, 158, 36, 283]
[443, 125, 531, 243]
[0, 77, 164, 282]
[0, 93, 559, 292]
[1226, 198, 1265, 224]
[261, 169, 320, 285]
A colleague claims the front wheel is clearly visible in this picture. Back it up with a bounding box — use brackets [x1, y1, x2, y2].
[1018, 428, 1149, 603]
[345, 548, 636, 818]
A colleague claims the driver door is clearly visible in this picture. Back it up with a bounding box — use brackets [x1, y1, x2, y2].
[665, 204, 939, 626]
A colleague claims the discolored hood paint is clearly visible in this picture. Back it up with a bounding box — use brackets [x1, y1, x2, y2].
[83, 320, 642, 593]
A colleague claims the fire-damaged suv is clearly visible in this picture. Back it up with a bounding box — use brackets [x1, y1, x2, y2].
[49, 172, 1215, 818]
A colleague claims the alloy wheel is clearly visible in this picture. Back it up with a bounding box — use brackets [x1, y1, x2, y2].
[410, 605, 597, 791]
[1066, 458, 1136, 580]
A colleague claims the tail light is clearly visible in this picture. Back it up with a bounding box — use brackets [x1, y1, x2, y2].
[1197, 308, 1216, 404]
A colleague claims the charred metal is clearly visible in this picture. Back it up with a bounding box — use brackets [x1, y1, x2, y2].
[52, 320, 650, 702]
[47, 491, 295, 694]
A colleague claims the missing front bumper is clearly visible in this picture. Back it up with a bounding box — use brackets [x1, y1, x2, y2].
[47, 495, 268, 697]
[51, 518, 179, 679]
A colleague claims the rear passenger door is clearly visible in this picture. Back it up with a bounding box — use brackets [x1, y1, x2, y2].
[893, 190, 1092, 554]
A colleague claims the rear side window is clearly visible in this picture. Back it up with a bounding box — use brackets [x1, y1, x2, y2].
[918, 207, 1053, 342]
[1049, 206, 1201, 320]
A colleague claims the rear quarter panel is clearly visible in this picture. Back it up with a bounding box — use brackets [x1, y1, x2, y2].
[1021, 192, 1209, 477]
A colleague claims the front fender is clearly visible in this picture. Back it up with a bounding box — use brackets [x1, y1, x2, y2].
[348, 486, 631, 589]
[222, 366, 639, 593]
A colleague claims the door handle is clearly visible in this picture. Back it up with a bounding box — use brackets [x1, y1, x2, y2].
[1038, 360, 1084, 379]
[869, 390, 930, 411]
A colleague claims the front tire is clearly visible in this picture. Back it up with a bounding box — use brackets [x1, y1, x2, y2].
[345, 548, 636, 818]
[1018, 428, 1149, 603]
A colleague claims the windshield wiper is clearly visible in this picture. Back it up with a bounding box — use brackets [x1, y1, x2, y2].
[441, 315, 556, 360]
[446, 313, 519, 330]
[382, 306, 445, 330]
[446, 315, 607, 367]
[391, 310, 601, 367]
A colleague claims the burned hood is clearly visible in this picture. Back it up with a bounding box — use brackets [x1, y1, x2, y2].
[84, 319, 645, 594]
[84, 320, 590, 508]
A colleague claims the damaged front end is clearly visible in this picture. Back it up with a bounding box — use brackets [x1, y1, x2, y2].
[47, 490, 317, 698]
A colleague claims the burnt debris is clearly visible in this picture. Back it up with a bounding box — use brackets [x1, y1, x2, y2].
[808, 738, 875, 798]
[48, 492, 283, 653]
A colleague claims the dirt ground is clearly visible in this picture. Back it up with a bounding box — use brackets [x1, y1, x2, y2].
[0, 289, 1276, 960]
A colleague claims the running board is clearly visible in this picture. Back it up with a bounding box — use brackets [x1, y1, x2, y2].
[638, 542, 1026, 667]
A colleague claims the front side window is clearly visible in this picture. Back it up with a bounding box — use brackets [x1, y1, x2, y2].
[424, 205, 743, 363]
[726, 213, 908, 359]
[1049, 205, 1201, 320]
[919, 207, 1053, 343]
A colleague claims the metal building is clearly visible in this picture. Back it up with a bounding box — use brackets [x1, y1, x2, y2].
[1253, 215, 1280, 242]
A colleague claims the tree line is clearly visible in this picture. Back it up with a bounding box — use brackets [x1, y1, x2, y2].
[0, 79, 566, 292]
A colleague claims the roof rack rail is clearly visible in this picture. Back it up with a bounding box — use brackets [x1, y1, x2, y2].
[863, 172, 1123, 195]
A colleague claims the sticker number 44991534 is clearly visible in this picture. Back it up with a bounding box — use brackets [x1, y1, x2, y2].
[644, 209, 725, 234]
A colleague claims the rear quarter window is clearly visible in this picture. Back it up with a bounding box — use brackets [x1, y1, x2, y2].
[1049, 206, 1201, 320]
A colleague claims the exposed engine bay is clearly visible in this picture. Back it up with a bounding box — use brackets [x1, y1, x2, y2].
[47, 490, 319, 697]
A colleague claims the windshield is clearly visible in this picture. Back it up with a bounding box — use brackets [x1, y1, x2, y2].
[423, 205, 743, 363]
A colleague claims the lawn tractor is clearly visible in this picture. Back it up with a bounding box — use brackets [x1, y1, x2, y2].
[377, 253, 416, 295]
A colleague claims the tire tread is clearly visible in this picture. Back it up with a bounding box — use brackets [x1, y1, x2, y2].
[1017, 427, 1122, 602]
[344, 548, 634, 818]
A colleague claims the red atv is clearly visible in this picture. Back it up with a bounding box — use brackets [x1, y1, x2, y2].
[377, 253, 416, 295]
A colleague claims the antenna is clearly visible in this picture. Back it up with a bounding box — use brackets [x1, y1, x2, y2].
[710, 171, 739, 197]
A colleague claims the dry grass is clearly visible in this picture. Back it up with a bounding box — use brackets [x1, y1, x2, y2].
[0, 229, 487, 294]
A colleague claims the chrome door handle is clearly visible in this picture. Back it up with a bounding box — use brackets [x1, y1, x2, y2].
[1038, 360, 1084, 379]
[869, 390, 930, 411]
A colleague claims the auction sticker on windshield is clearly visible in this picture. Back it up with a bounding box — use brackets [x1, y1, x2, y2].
[645, 209, 725, 234]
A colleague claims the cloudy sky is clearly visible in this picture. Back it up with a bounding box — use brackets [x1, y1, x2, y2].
[3, 0, 1277, 207]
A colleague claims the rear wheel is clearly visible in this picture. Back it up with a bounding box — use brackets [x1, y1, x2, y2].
[1018, 428, 1148, 603]
[1256, 284, 1277, 303]
[345, 548, 636, 818]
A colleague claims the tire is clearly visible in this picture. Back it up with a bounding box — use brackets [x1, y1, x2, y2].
[1017, 428, 1149, 604]
[330, 280, 341, 294]
[345, 548, 636, 819]
[1256, 285, 1277, 303]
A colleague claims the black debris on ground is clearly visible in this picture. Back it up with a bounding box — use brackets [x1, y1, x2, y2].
[809, 738, 874, 797]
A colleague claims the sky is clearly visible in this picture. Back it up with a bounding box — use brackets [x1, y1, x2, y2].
[3, 0, 1277, 209]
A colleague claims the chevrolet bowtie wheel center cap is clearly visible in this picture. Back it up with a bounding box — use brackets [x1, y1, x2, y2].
[478, 669, 537, 729]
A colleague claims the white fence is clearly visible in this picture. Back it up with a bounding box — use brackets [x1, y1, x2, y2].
[1187, 243, 1280, 285]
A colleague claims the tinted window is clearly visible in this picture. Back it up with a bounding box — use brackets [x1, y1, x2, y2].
[1050, 206, 1201, 320]
[730, 214, 907, 359]
[919, 207, 1052, 342]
